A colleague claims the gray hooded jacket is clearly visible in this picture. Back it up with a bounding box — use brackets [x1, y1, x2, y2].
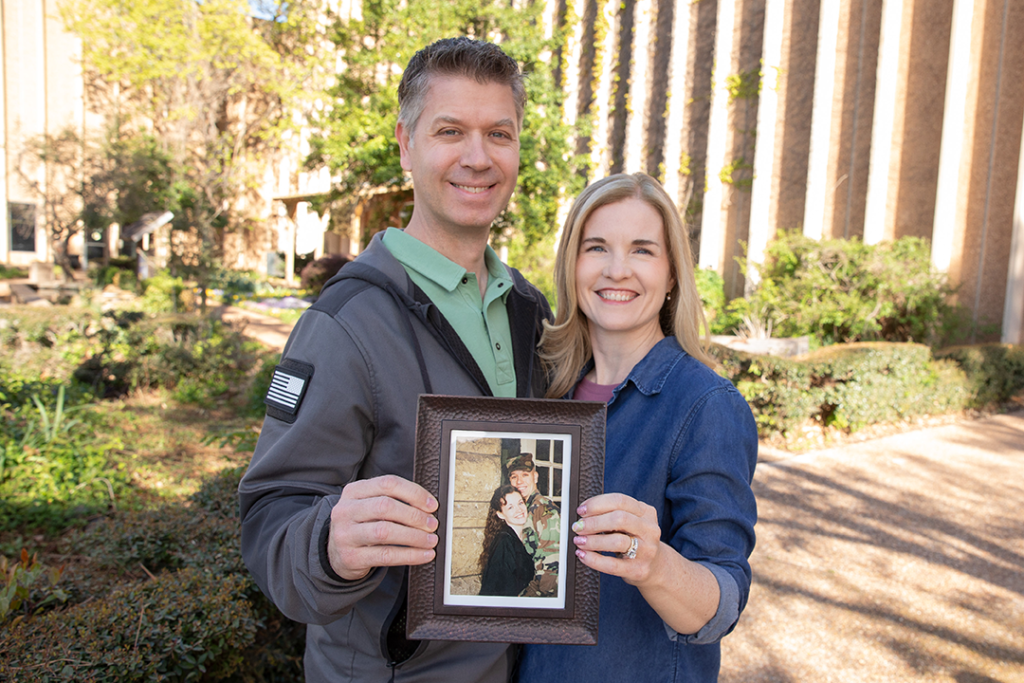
[239, 232, 551, 682]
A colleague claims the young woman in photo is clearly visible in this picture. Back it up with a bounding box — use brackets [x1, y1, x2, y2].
[478, 484, 536, 597]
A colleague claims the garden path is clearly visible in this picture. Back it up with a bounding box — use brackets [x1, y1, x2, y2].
[723, 410, 1024, 682]
[222, 306, 1024, 681]
[216, 305, 293, 353]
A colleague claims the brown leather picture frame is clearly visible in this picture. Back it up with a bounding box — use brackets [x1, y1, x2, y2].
[408, 395, 605, 645]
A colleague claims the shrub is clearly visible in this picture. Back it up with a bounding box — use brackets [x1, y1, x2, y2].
[210, 269, 262, 305]
[0, 568, 259, 682]
[139, 271, 189, 313]
[734, 232, 965, 347]
[245, 353, 280, 418]
[300, 253, 351, 295]
[0, 550, 72, 626]
[936, 344, 1024, 407]
[713, 346, 818, 435]
[187, 464, 246, 519]
[15, 465, 307, 682]
[71, 312, 264, 404]
[800, 343, 968, 431]
[89, 257, 139, 292]
[696, 268, 728, 334]
[712, 341, 1007, 440]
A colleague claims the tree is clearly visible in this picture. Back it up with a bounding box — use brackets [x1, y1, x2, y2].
[59, 0, 329, 294]
[16, 127, 180, 278]
[15, 130, 88, 279]
[307, 0, 587, 264]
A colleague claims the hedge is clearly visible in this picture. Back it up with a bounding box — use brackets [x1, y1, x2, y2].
[0, 568, 258, 682]
[0, 467, 305, 682]
[714, 342, 1023, 439]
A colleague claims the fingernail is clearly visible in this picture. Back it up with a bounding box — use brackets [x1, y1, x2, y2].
[577, 504, 587, 516]
[572, 520, 584, 533]
[573, 535, 586, 547]
[427, 533, 438, 546]
[575, 549, 586, 560]
[427, 496, 438, 511]
[428, 517, 438, 532]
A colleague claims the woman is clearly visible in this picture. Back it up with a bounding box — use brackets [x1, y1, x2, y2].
[478, 484, 536, 597]
[518, 173, 758, 681]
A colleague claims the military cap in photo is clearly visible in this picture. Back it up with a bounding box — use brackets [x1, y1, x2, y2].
[506, 454, 535, 473]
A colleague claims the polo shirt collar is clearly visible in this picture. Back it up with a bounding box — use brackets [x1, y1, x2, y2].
[383, 227, 512, 295]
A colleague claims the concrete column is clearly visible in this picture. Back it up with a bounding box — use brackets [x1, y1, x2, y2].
[803, 0, 843, 240]
[623, 0, 652, 173]
[862, 0, 905, 244]
[772, 0, 820, 234]
[661, 0, 692, 206]
[1004, 114, 1024, 344]
[947, 0, 1024, 340]
[592, 0, 619, 177]
[747, 0, 786, 288]
[887, 0, 954, 243]
[562, 0, 586, 129]
[698, 0, 738, 271]
[931, 0, 975, 272]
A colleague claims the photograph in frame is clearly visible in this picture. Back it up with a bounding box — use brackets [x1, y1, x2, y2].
[408, 395, 606, 645]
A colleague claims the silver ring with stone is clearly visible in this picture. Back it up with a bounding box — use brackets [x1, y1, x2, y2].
[624, 536, 638, 560]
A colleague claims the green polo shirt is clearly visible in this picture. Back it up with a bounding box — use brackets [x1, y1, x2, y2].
[382, 227, 517, 397]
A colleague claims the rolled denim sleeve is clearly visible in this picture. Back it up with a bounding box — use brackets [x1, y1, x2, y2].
[664, 383, 759, 641]
[663, 562, 741, 644]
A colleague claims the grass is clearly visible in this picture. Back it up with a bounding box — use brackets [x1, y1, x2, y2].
[0, 387, 258, 559]
[0, 301, 266, 558]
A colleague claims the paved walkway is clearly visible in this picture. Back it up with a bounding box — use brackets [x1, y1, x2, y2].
[220, 307, 1024, 681]
[723, 411, 1024, 683]
[217, 304, 294, 353]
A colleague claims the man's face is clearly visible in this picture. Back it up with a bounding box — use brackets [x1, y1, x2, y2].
[396, 75, 521, 238]
[509, 469, 538, 499]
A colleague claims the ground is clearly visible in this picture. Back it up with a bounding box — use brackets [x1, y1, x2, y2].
[722, 411, 1024, 683]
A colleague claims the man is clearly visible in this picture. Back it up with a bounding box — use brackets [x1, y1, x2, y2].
[506, 454, 560, 596]
[238, 38, 551, 682]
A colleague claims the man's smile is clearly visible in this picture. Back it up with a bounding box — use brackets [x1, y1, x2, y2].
[451, 183, 493, 194]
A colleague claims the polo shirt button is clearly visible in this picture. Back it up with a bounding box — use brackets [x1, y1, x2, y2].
[495, 343, 501, 350]
[461, 277, 468, 285]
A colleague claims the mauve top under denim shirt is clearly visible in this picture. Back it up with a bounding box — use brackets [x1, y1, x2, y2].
[518, 336, 758, 683]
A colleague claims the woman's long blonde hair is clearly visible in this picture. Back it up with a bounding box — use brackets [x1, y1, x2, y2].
[539, 172, 714, 398]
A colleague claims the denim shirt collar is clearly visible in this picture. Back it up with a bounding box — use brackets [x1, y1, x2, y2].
[575, 336, 687, 402]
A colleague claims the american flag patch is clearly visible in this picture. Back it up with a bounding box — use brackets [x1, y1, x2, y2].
[264, 360, 314, 423]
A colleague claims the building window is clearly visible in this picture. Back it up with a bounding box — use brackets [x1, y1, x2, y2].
[532, 439, 564, 504]
[9, 203, 37, 252]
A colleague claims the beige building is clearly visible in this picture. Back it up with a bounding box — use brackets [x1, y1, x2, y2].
[4, 0, 1024, 343]
[1, 0, 97, 268]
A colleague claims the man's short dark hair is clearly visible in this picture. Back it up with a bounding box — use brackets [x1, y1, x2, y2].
[397, 37, 526, 136]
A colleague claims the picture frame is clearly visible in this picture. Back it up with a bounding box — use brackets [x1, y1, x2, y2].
[408, 395, 606, 645]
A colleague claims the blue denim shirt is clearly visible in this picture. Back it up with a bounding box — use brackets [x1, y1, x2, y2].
[519, 337, 758, 682]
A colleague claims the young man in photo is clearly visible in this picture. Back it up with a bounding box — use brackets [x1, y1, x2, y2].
[507, 454, 561, 596]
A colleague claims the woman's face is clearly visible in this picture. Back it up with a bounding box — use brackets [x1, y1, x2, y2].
[495, 491, 528, 527]
[575, 197, 674, 345]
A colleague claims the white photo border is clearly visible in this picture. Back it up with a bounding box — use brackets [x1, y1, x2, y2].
[442, 429, 573, 610]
